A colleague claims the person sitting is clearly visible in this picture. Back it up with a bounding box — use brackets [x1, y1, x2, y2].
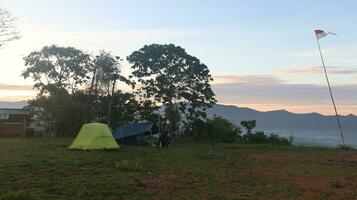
[158, 132, 170, 148]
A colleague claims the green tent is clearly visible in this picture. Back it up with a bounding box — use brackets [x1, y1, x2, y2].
[69, 123, 119, 150]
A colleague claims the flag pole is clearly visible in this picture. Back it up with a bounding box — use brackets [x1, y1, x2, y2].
[315, 36, 345, 146]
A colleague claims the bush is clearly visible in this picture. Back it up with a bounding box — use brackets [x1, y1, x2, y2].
[26, 89, 88, 137]
[337, 144, 353, 150]
[267, 134, 294, 145]
[186, 117, 292, 145]
[190, 116, 241, 143]
[239, 131, 293, 145]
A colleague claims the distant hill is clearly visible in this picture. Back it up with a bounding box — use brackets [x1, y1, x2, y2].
[0, 101, 27, 109]
[206, 104, 357, 132]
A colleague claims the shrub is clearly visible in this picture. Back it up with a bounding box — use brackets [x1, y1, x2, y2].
[190, 116, 241, 143]
[239, 131, 293, 145]
[267, 134, 294, 145]
[242, 131, 267, 144]
[337, 144, 353, 150]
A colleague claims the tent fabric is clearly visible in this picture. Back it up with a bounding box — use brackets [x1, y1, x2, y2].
[112, 122, 158, 140]
[69, 123, 119, 150]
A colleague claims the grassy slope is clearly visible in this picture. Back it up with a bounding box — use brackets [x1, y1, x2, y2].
[0, 138, 357, 200]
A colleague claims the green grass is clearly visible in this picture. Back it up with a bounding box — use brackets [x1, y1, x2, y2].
[1, 138, 357, 200]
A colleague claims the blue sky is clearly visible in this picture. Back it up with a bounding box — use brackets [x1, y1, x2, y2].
[1, 0, 357, 114]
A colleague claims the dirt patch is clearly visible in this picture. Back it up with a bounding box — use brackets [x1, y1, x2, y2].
[349, 154, 357, 162]
[140, 172, 227, 200]
[141, 173, 190, 200]
[20, 170, 37, 178]
[308, 151, 357, 166]
[245, 151, 357, 199]
[144, 173, 179, 191]
[248, 151, 357, 166]
[247, 152, 293, 161]
[336, 152, 357, 165]
[296, 176, 357, 200]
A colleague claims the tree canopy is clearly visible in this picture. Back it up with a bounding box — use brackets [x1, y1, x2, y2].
[127, 44, 216, 130]
[22, 45, 90, 93]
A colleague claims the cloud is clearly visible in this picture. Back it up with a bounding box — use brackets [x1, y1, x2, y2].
[17, 24, 203, 47]
[285, 48, 335, 58]
[212, 75, 357, 114]
[213, 75, 285, 85]
[0, 83, 33, 91]
[281, 66, 357, 75]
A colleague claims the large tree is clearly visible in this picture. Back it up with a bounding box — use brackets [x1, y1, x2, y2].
[22, 45, 91, 93]
[22, 45, 91, 136]
[127, 44, 216, 131]
[0, 9, 20, 47]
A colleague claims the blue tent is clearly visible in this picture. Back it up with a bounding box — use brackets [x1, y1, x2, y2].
[112, 122, 159, 144]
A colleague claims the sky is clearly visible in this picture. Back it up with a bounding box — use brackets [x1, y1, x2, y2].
[1, 0, 357, 115]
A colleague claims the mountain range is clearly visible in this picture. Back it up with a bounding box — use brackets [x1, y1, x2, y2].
[206, 104, 357, 132]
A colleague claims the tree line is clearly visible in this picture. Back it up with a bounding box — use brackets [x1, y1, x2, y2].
[23, 44, 216, 137]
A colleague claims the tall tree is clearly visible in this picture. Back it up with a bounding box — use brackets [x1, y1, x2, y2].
[22, 45, 91, 93]
[127, 44, 216, 132]
[89, 51, 132, 126]
[0, 9, 20, 47]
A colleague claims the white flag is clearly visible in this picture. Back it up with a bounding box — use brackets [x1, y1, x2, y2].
[315, 29, 337, 40]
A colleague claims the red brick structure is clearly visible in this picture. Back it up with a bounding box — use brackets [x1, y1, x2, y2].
[0, 109, 29, 137]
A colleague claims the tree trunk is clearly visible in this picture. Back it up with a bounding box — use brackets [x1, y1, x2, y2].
[92, 77, 99, 122]
[88, 66, 98, 122]
[107, 79, 117, 127]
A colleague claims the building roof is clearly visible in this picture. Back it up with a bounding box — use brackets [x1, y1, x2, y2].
[112, 122, 159, 140]
[0, 108, 29, 115]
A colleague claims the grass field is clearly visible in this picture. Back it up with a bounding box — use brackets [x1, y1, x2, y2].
[1, 138, 357, 200]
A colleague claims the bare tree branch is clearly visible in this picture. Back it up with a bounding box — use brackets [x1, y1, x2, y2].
[0, 8, 20, 47]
